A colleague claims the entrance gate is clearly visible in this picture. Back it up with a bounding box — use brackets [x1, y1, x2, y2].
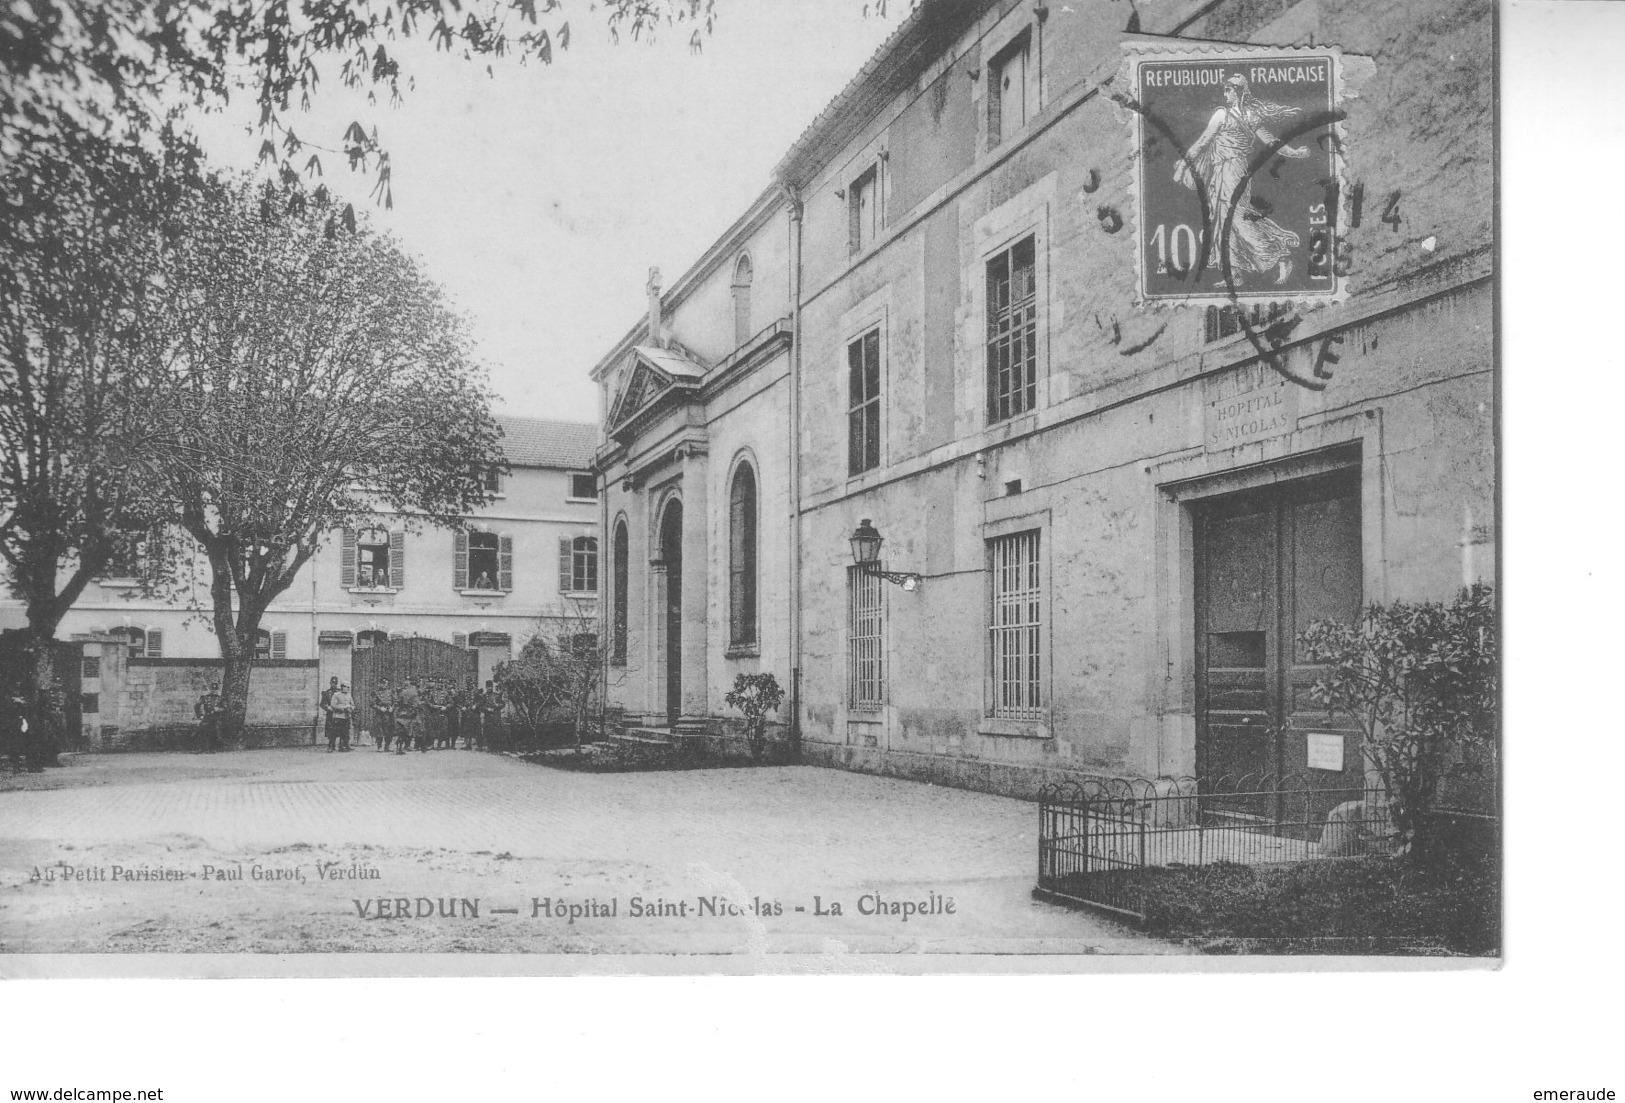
[352, 638, 477, 736]
[1193, 467, 1364, 813]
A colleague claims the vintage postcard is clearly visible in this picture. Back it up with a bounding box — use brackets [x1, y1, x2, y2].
[1, 0, 1498, 977]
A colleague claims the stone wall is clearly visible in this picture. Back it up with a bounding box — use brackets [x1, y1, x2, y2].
[82, 635, 321, 751]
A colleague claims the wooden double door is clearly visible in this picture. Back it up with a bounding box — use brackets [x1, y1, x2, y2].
[1194, 468, 1364, 787]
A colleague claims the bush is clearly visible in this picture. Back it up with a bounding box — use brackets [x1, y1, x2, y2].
[723, 672, 785, 762]
[1129, 855, 1500, 955]
[1299, 583, 1497, 864]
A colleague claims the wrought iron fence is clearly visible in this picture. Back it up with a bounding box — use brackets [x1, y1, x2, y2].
[1035, 773, 1393, 923]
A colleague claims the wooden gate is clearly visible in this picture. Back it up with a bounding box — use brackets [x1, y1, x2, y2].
[352, 638, 476, 735]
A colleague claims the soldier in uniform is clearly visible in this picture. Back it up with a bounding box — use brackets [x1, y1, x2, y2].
[370, 678, 395, 751]
[330, 682, 354, 751]
[477, 679, 505, 753]
[194, 688, 223, 753]
[320, 676, 341, 752]
[395, 676, 422, 756]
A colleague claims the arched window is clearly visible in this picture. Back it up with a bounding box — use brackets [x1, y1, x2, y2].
[612, 519, 629, 665]
[729, 462, 758, 647]
[732, 254, 754, 349]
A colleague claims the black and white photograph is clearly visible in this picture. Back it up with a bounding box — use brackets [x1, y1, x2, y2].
[0, 0, 1615, 1094]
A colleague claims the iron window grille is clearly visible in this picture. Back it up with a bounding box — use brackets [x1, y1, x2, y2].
[986, 235, 1038, 424]
[729, 463, 758, 646]
[1204, 302, 1288, 344]
[847, 565, 885, 711]
[847, 328, 882, 476]
[989, 529, 1043, 719]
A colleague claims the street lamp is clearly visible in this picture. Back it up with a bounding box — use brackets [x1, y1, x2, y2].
[849, 518, 922, 592]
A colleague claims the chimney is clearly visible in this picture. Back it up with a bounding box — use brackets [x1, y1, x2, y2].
[646, 266, 663, 348]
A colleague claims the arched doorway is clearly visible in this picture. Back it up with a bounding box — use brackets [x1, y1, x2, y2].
[658, 498, 684, 728]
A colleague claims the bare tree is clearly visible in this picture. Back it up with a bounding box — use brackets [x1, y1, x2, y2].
[149, 177, 504, 742]
[496, 600, 626, 749]
[0, 127, 199, 759]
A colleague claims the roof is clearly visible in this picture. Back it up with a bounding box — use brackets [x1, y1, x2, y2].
[494, 415, 599, 470]
[773, 0, 989, 188]
[632, 344, 706, 380]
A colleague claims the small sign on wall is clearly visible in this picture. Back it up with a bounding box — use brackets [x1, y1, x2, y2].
[1306, 732, 1345, 772]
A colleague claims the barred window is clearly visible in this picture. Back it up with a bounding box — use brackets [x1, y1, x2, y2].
[847, 567, 885, 711]
[989, 530, 1043, 719]
[847, 328, 881, 476]
[986, 235, 1038, 424]
[729, 463, 758, 646]
[612, 519, 629, 664]
[1204, 301, 1288, 344]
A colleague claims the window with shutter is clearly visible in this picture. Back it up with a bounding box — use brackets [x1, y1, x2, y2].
[145, 629, 163, 658]
[271, 630, 287, 661]
[454, 530, 469, 590]
[499, 534, 514, 592]
[452, 632, 468, 649]
[341, 527, 357, 588]
[558, 537, 572, 594]
[468, 532, 500, 589]
[389, 530, 405, 589]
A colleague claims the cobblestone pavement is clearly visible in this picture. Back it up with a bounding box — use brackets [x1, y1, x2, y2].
[0, 747, 1176, 957]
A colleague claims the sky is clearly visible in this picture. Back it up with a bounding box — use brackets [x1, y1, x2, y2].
[185, 2, 902, 426]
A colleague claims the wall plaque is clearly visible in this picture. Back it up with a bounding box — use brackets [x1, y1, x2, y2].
[1205, 365, 1299, 451]
[1306, 731, 1345, 771]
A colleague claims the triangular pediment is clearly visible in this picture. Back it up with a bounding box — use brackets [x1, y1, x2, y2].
[607, 345, 707, 432]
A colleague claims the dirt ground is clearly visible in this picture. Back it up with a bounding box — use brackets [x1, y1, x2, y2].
[0, 746, 1173, 958]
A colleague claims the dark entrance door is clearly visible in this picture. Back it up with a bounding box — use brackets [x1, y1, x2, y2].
[659, 500, 683, 729]
[353, 637, 477, 735]
[1194, 467, 1363, 791]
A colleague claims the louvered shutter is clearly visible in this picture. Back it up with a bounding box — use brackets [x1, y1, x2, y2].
[558, 538, 572, 594]
[146, 629, 163, 658]
[341, 528, 357, 588]
[271, 630, 287, 660]
[389, 530, 405, 589]
[499, 534, 514, 593]
[454, 530, 468, 590]
[452, 632, 468, 650]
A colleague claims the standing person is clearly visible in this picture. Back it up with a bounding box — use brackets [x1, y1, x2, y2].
[477, 679, 505, 753]
[329, 682, 355, 751]
[395, 676, 422, 756]
[370, 678, 395, 751]
[194, 687, 223, 753]
[320, 676, 340, 752]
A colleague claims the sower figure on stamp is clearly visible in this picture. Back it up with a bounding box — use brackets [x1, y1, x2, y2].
[1176, 73, 1311, 285]
[371, 678, 395, 751]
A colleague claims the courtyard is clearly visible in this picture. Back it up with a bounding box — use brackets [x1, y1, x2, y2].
[0, 748, 1168, 957]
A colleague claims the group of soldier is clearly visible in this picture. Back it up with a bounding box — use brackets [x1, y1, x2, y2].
[345, 675, 506, 754]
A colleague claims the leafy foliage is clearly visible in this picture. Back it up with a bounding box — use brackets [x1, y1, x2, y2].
[723, 671, 784, 761]
[1298, 583, 1498, 862]
[494, 608, 608, 747]
[145, 176, 505, 738]
[2, 0, 719, 209]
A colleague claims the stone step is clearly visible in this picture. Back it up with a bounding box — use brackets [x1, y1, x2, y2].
[612, 727, 675, 746]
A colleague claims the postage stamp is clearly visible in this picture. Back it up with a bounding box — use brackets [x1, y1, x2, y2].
[1122, 44, 1351, 306]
